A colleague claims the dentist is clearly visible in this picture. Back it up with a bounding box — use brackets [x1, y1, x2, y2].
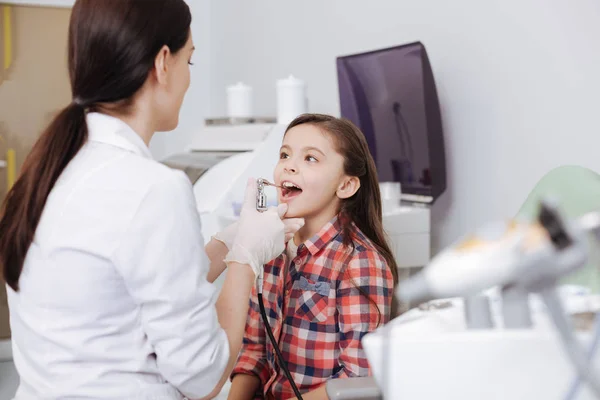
[0, 1, 302, 399]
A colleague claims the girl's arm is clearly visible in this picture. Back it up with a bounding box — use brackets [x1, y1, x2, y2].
[334, 251, 394, 378]
[228, 374, 261, 400]
[297, 385, 329, 400]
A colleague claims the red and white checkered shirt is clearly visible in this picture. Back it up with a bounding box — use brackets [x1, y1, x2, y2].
[231, 216, 394, 399]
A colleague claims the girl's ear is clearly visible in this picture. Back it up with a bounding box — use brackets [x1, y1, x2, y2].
[337, 176, 360, 199]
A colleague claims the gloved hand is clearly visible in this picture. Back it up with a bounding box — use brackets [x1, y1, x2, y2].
[212, 221, 238, 250]
[282, 217, 305, 243]
[214, 217, 304, 249]
[224, 179, 289, 279]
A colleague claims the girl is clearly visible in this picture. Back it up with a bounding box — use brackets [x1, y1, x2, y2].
[228, 114, 398, 399]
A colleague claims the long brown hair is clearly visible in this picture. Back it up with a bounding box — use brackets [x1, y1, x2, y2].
[286, 114, 399, 321]
[0, 0, 192, 291]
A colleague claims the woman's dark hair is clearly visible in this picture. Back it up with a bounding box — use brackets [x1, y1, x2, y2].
[0, 0, 192, 291]
[286, 114, 399, 324]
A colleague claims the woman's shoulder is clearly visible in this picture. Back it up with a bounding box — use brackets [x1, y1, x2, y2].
[135, 167, 194, 210]
[108, 151, 192, 200]
[98, 155, 194, 221]
[116, 152, 186, 190]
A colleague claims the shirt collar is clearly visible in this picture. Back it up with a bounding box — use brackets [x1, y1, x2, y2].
[86, 112, 153, 160]
[299, 215, 343, 256]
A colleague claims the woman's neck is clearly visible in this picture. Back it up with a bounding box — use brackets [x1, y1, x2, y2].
[98, 96, 156, 146]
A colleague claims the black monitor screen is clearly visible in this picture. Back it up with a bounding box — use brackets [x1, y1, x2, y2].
[337, 42, 446, 202]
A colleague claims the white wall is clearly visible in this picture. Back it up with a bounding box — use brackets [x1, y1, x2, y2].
[208, 0, 600, 252]
[149, 0, 212, 160]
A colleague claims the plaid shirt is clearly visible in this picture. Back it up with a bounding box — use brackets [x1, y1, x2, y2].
[231, 216, 394, 399]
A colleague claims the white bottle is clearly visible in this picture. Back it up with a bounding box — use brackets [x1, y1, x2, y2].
[379, 182, 402, 214]
[276, 75, 307, 125]
[226, 82, 253, 119]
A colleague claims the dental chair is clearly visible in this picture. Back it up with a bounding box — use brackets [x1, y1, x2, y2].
[514, 165, 600, 292]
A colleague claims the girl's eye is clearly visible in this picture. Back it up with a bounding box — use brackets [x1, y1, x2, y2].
[280, 152, 289, 159]
[306, 155, 317, 162]
[188, 61, 194, 66]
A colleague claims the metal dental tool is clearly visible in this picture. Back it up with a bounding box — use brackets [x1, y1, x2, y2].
[256, 178, 268, 212]
[256, 178, 282, 213]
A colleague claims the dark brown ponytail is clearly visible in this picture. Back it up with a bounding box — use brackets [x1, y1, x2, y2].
[0, 104, 87, 290]
[0, 0, 192, 291]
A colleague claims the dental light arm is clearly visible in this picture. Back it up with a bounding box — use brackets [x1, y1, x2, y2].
[396, 199, 600, 398]
[397, 199, 593, 304]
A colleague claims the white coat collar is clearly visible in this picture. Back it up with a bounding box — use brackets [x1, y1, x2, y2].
[86, 112, 154, 160]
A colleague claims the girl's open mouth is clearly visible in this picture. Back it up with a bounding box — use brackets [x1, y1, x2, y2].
[281, 181, 302, 200]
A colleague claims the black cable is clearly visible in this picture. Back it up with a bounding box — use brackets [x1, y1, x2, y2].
[257, 293, 304, 400]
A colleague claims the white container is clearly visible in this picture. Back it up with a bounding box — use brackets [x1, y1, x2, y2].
[226, 82, 253, 118]
[380, 181, 402, 213]
[276, 75, 307, 124]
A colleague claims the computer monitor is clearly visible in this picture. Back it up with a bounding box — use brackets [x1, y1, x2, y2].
[337, 41, 446, 204]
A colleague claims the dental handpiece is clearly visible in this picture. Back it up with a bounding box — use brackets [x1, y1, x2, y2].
[256, 178, 281, 212]
[256, 178, 268, 212]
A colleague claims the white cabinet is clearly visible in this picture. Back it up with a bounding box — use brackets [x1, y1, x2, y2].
[383, 205, 431, 269]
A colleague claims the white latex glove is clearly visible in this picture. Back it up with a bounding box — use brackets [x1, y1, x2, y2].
[212, 221, 238, 250]
[223, 178, 288, 278]
[214, 217, 304, 250]
[283, 217, 305, 243]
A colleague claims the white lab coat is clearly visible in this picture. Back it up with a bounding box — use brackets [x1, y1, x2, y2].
[6, 112, 229, 400]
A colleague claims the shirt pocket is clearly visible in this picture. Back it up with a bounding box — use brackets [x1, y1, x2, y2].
[292, 276, 332, 323]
